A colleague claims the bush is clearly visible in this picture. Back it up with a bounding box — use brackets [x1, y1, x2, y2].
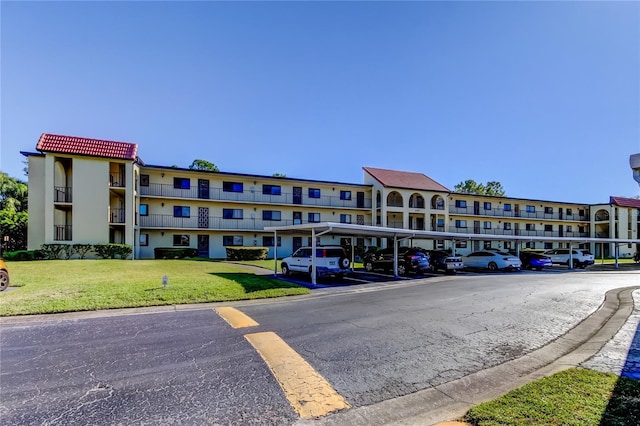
[40, 244, 68, 260]
[2, 250, 42, 261]
[225, 246, 269, 261]
[73, 244, 93, 259]
[94, 244, 132, 260]
[154, 247, 198, 259]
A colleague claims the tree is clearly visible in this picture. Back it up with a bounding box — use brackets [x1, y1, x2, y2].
[454, 179, 506, 196]
[189, 159, 219, 172]
[0, 172, 28, 251]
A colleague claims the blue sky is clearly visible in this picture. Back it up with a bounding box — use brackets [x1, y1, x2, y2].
[2, 1, 638, 204]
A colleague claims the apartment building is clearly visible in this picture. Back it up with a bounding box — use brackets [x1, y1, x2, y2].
[22, 133, 640, 259]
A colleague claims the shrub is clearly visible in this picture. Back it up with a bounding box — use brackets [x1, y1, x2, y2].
[154, 247, 198, 259]
[2, 250, 39, 261]
[94, 244, 132, 260]
[40, 244, 68, 260]
[73, 244, 93, 259]
[225, 246, 269, 261]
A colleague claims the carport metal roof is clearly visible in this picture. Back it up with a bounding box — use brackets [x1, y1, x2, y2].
[265, 222, 640, 283]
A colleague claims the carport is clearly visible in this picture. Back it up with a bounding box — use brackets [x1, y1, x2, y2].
[265, 222, 640, 285]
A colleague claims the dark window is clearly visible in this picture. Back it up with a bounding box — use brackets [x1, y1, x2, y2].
[173, 206, 190, 217]
[503, 203, 511, 211]
[503, 222, 511, 230]
[340, 214, 351, 224]
[140, 174, 149, 187]
[545, 207, 553, 214]
[579, 209, 585, 217]
[455, 241, 467, 248]
[140, 204, 148, 216]
[526, 241, 535, 248]
[484, 241, 492, 249]
[525, 223, 535, 231]
[223, 235, 243, 246]
[455, 220, 467, 228]
[455, 200, 467, 208]
[262, 236, 282, 247]
[223, 209, 243, 219]
[484, 202, 491, 210]
[340, 191, 352, 200]
[308, 212, 320, 223]
[262, 210, 281, 221]
[544, 224, 553, 231]
[173, 234, 190, 246]
[503, 241, 511, 249]
[526, 205, 536, 213]
[308, 188, 321, 198]
[566, 208, 573, 215]
[544, 242, 553, 249]
[567, 225, 573, 232]
[140, 234, 149, 246]
[223, 181, 243, 193]
[483, 221, 491, 229]
[263, 184, 281, 195]
[173, 178, 190, 189]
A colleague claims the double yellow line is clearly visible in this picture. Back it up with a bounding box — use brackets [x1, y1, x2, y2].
[214, 307, 350, 419]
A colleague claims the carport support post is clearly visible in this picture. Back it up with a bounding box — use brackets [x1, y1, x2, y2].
[569, 243, 574, 270]
[393, 235, 399, 278]
[311, 228, 317, 286]
[615, 244, 619, 269]
[273, 230, 278, 277]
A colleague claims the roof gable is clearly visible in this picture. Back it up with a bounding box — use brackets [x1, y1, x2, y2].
[610, 196, 640, 209]
[363, 167, 450, 192]
[36, 133, 138, 161]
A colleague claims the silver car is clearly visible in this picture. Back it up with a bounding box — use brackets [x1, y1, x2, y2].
[462, 250, 522, 272]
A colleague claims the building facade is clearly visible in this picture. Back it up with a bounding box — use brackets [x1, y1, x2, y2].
[22, 134, 640, 259]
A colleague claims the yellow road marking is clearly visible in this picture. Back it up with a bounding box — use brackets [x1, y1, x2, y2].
[245, 331, 350, 419]
[214, 307, 259, 328]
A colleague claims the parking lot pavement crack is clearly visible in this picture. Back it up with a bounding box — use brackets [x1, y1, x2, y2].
[44, 381, 115, 425]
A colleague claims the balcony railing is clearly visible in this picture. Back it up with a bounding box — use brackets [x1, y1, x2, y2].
[446, 227, 589, 238]
[109, 208, 126, 224]
[109, 173, 125, 188]
[449, 206, 588, 221]
[54, 187, 72, 203]
[140, 214, 373, 231]
[140, 184, 372, 209]
[54, 225, 72, 241]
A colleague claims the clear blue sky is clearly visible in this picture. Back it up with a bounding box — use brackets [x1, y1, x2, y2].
[2, 1, 639, 204]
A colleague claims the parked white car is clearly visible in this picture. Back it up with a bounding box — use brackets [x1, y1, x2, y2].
[281, 246, 351, 278]
[543, 249, 594, 269]
[462, 250, 522, 272]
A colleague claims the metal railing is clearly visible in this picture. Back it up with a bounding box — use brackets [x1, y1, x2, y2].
[109, 173, 125, 188]
[140, 183, 372, 209]
[109, 208, 126, 224]
[54, 225, 72, 241]
[54, 187, 72, 203]
[140, 214, 373, 230]
[449, 205, 589, 221]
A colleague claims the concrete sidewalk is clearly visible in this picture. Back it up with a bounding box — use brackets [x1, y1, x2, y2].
[296, 286, 640, 426]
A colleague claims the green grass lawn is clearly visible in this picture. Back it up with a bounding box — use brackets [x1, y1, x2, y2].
[0, 259, 310, 316]
[463, 368, 640, 425]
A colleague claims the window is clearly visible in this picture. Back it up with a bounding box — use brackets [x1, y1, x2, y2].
[262, 210, 281, 221]
[578, 225, 585, 233]
[308, 188, 321, 198]
[455, 241, 467, 248]
[525, 223, 535, 231]
[484, 241, 492, 249]
[223, 181, 243, 193]
[484, 202, 491, 210]
[526, 205, 536, 213]
[140, 204, 148, 216]
[566, 208, 573, 215]
[223, 209, 243, 219]
[173, 234, 190, 246]
[566, 225, 573, 232]
[223, 235, 243, 246]
[503, 222, 512, 230]
[140, 234, 149, 246]
[340, 214, 352, 224]
[437, 218, 445, 227]
[263, 184, 281, 195]
[455, 200, 467, 208]
[503, 203, 511, 211]
[544, 224, 553, 231]
[455, 220, 467, 228]
[544, 242, 553, 249]
[544, 207, 553, 214]
[262, 236, 282, 247]
[173, 206, 190, 217]
[140, 174, 149, 187]
[340, 190, 352, 200]
[173, 177, 190, 189]
[503, 241, 511, 250]
[579, 209, 585, 217]
[525, 241, 535, 249]
[483, 221, 491, 229]
[308, 212, 320, 223]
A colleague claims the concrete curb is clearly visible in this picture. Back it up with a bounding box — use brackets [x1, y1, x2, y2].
[295, 285, 640, 426]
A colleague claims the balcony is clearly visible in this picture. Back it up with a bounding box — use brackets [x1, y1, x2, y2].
[140, 184, 371, 209]
[448, 205, 588, 221]
[54, 187, 72, 203]
[447, 227, 589, 238]
[140, 214, 373, 231]
[109, 208, 126, 224]
[54, 225, 72, 241]
[109, 173, 125, 188]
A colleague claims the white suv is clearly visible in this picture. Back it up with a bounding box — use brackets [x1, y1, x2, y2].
[281, 246, 351, 278]
[543, 249, 594, 269]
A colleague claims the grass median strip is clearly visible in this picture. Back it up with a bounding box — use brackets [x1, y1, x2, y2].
[245, 331, 350, 419]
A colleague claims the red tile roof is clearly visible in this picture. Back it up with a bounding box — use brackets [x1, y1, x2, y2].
[610, 196, 640, 209]
[36, 133, 138, 161]
[363, 167, 450, 192]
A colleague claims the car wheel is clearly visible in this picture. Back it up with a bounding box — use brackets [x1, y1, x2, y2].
[0, 270, 8, 291]
[488, 262, 498, 272]
[524, 263, 531, 270]
[281, 264, 290, 276]
[339, 257, 350, 269]
[365, 261, 374, 272]
[534, 267, 543, 271]
[572, 259, 579, 269]
[397, 264, 407, 276]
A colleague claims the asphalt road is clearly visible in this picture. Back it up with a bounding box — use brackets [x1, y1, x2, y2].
[1, 270, 637, 425]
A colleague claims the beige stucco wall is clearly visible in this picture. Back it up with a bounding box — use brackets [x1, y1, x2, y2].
[73, 159, 110, 243]
[27, 156, 46, 250]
